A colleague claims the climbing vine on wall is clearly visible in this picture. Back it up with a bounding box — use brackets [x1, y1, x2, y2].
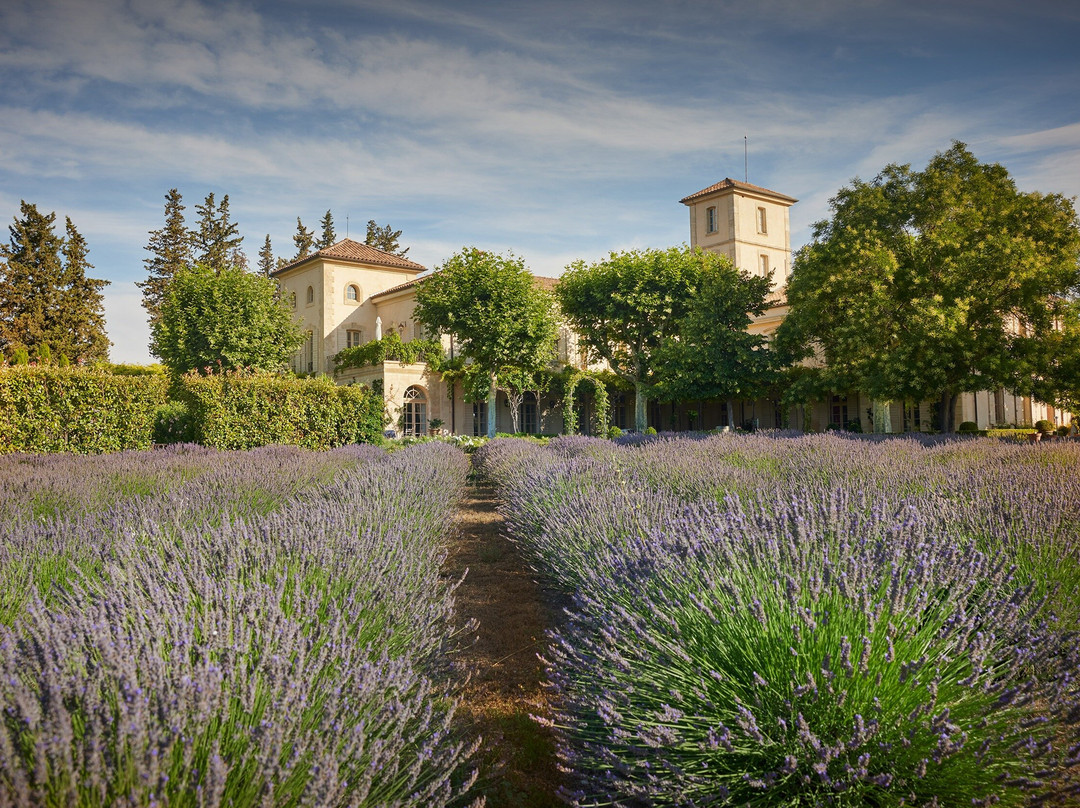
[562, 371, 609, 436]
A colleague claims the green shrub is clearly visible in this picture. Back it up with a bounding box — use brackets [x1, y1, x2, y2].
[987, 427, 1038, 442]
[0, 366, 167, 453]
[957, 420, 979, 433]
[152, 400, 196, 444]
[177, 371, 383, 449]
[844, 418, 863, 433]
[607, 425, 623, 440]
[1035, 418, 1055, 434]
[644, 426, 657, 436]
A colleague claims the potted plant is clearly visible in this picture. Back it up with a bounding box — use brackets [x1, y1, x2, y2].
[428, 417, 444, 436]
[1034, 419, 1054, 442]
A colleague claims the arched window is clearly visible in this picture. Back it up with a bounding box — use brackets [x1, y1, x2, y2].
[306, 285, 314, 304]
[402, 386, 428, 436]
[346, 284, 360, 302]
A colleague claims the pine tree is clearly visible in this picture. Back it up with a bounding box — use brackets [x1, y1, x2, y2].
[293, 218, 314, 260]
[139, 188, 191, 324]
[318, 210, 336, 249]
[365, 220, 408, 257]
[58, 217, 110, 361]
[0, 202, 64, 358]
[258, 234, 275, 277]
[192, 192, 244, 270]
[0, 203, 109, 362]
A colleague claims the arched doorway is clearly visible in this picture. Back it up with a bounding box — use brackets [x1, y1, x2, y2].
[402, 386, 428, 436]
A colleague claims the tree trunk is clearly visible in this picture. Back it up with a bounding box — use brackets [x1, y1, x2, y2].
[487, 376, 497, 438]
[727, 400, 735, 429]
[939, 391, 957, 433]
[634, 385, 648, 432]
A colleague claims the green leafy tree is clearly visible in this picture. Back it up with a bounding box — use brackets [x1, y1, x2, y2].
[139, 188, 191, 324]
[556, 246, 711, 432]
[653, 253, 776, 420]
[1017, 299, 1080, 418]
[0, 203, 110, 362]
[365, 220, 408, 257]
[258, 235, 275, 277]
[414, 248, 557, 437]
[150, 263, 304, 375]
[192, 193, 245, 270]
[318, 210, 336, 249]
[293, 217, 315, 260]
[56, 217, 110, 361]
[775, 143, 1080, 432]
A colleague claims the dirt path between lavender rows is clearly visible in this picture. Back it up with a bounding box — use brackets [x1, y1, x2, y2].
[445, 478, 565, 807]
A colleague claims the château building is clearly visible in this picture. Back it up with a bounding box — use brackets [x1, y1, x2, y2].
[275, 182, 1070, 435]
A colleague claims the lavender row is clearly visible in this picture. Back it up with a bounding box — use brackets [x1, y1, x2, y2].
[0, 442, 481, 807]
[476, 434, 1080, 806]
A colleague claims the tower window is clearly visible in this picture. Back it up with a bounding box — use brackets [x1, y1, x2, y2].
[760, 254, 769, 276]
[346, 284, 360, 302]
[706, 206, 717, 234]
[306, 285, 314, 304]
[757, 207, 768, 235]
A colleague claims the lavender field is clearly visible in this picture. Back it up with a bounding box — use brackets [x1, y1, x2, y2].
[477, 434, 1080, 807]
[0, 443, 480, 807]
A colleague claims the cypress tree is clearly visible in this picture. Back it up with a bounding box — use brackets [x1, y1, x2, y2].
[318, 210, 336, 249]
[139, 188, 191, 324]
[258, 234, 275, 277]
[293, 218, 314, 260]
[58, 217, 110, 361]
[193, 192, 244, 270]
[0, 202, 64, 359]
[0, 203, 109, 362]
[365, 220, 408, 257]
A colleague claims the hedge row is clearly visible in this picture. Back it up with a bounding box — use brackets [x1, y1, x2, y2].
[0, 366, 167, 453]
[179, 372, 383, 449]
[0, 367, 383, 454]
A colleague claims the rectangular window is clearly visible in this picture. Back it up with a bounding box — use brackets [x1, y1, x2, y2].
[346, 329, 363, 348]
[520, 396, 538, 435]
[300, 331, 314, 373]
[413, 322, 423, 341]
[831, 394, 848, 429]
[706, 206, 717, 234]
[757, 206, 768, 234]
[759, 254, 769, 276]
[472, 402, 488, 437]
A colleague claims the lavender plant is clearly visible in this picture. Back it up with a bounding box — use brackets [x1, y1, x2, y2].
[0, 442, 482, 807]
[482, 435, 1080, 806]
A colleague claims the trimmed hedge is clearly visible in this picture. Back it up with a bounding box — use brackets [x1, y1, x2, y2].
[0, 365, 167, 453]
[177, 371, 383, 449]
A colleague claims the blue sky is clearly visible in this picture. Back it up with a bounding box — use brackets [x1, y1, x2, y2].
[2, 0, 1078, 363]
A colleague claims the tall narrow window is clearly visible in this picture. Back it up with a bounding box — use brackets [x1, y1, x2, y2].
[472, 402, 488, 436]
[756, 206, 768, 234]
[402, 386, 427, 436]
[301, 331, 314, 373]
[706, 206, 717, 234]
[520, 393, 538, 435]
[306, 285, 314, 304]
[759, 254, 769, 276]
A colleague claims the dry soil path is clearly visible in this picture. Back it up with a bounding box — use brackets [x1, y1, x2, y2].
[445, 478, 565, 808]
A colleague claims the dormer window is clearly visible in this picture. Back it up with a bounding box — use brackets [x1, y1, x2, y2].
[346, 284, 360, 302]
[706, 206, 718, 234]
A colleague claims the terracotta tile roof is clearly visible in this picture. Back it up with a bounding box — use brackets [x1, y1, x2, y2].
[370, 276, 427, 300]
[680, 178, 798, 205]
[369, 272, 561, 301]
[272, 238, 426, 275]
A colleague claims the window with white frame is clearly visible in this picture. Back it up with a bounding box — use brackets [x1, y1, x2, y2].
[346, 329, 363, 348]
[402, 386, 427, 436]
[345, 284, 360, 302]
[756, 206, 768, 234]
[760, 254, 769, 276]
